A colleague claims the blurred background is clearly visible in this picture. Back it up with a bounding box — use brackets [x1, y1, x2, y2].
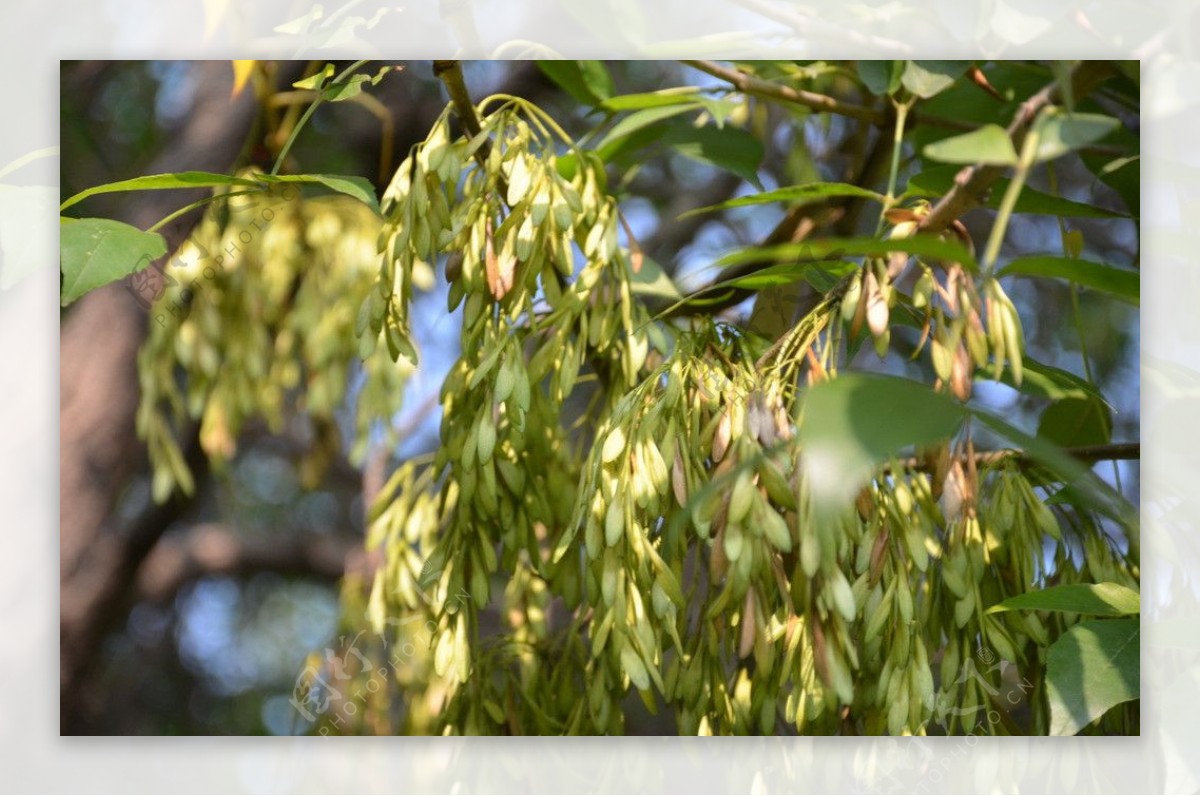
[59, 60, 1138, 734]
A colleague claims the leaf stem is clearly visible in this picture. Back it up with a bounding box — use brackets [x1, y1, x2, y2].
[146, 189, 263, 233]
[982, 121, 1041, 273]
[877, 98, 912, 233]
[270, 60, 370, 176]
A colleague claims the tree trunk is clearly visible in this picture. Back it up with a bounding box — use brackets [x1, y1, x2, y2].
[59, 61, 259, 732]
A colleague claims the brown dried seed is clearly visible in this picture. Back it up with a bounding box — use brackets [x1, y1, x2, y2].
[710, 523, 729, 580]
[671, 450, 688, 507]
[855, 488, 874, 521]
[869, 525, 889, 583]
[712, 409, 732, 463]
[923, 442, 950, 501]
[940, 460, 968, 523]
[950, 342, 973, 402]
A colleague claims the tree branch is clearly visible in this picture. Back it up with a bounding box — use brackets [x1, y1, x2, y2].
[60, 60, 269, 732]
[890, 441, 1140, 476]
[684, 60, 884, 125]
[917, 61, 1117, 235]
[137, 524, 361, 603]
[683, 59, 978, 135]
[432, 59, 511, 208]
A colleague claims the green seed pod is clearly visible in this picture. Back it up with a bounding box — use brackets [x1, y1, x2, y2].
[897, 576, 914, 625]
[829, 569, 857, 622]
[864, 581, 894, 643]
[605, 499, 624, 547]
[724, 522, 745, 563]
[620, 642, 651, 692]
[728, 470, 756, 525]
[758, 457, 798, 511]
[476, 409, 497, 464]
[758, 502, 793, 552]
[954, 591, 975, 629]
[601, 427, 626, 465]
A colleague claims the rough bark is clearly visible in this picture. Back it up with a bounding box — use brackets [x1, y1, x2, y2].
[59, 60, 259, 731]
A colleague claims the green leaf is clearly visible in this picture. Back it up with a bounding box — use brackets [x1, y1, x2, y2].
[923, 124, 1019, 166]
[999, 255, 1138, 305]
[911, 62, 1050, 131]
[1083, 154, 1139, 217]
[679, 182, 884, 220]
[60, 171, 260, 212]
[857, 60, 904, 96]
[1037, 396, 1113, 448]
[906, 166, 1127, 219]
[321, 65, 396, 102]
[798, 374, 967, 516]
[1046, 618, 1139, 735]
[60, 218, 166, 305]
[901, 60, 969, 98]
[596, 104, 701, 158]
[293, 63, 335, 90]
[1032, 110, 1121, 163]
[660, 259, 852, 319]
[536, 60, 614, 107]
[601, 88, 705, 111]
[629, 256, 682, 301]
[661, 124, 764, 186]
[998, 355, 1107, 403]
[609, 90, 739, 127]
[577, 61, 615, 103]
[716, 235, 979, 273]
[988, 583, 1140, 616]
[255, 173, 379, 213]
[724, 260, 848, 291]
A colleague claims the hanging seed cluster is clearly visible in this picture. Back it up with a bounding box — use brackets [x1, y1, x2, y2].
[324, 100, 1136, 736]
[138, 188, 413, 501]
[839, 213, 1026, 403]
[359, 99, 653, 733]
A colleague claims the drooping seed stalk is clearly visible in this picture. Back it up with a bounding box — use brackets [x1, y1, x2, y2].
[981, 117, 1043, 274]
[271, 59, 370, 176]
[877, 97, 912, 234]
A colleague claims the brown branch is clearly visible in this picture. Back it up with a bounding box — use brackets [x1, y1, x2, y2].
[432, 59, 510, 205]
[137, 524, 360, 603]
[889, 442, 1140, 475]
[917, 61, 1118, 235]
[432, 60, 483, 139]
[683, 59, 980, 135]
[664, 62, 1123, 318]
[684, 60, 884, 125]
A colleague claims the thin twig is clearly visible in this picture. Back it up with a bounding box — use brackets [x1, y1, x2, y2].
[683, 59, 982, 135]
[917, 61, 1117, 235]
[432, 60, 483, 138]
[684, 60, 884, 125]
[886, 442, 1140, 476]
[433, 59, 509, 199]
